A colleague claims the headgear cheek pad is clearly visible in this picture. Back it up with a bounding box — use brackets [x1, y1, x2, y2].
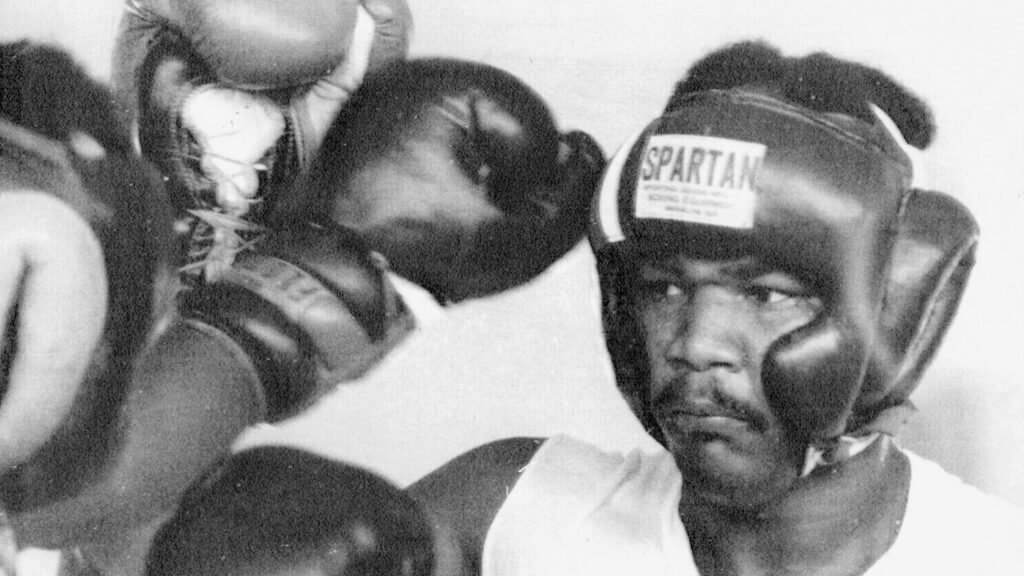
[854, 190, 978, 431]
[591, 89, 978, 444]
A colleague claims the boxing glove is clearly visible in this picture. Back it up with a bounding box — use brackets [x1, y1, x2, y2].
[145, 447, 435, 576]
[118, 0, 411, 279]
[125, 0, 411, 198]
[284, 58, 606, 303]
[0, 41, 178, 477]
[178, 219, 413, 420]
[126, 0, 410, 90]
[0, 174, 107, 478]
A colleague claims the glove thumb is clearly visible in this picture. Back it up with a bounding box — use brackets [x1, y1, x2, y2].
[290, 4, 376, 166]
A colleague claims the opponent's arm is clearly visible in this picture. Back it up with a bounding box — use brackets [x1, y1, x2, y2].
[8, 220, 413, 550]
[406, 438, 544, 575]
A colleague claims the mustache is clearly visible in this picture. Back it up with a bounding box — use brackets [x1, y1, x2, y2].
[650, 375, 770, 432]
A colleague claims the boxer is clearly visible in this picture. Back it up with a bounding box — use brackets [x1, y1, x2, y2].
[407, 41, 1024, 575]
[0, 41, 412, 574]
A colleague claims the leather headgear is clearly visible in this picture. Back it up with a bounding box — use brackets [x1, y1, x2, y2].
[591, 89, 978, 445]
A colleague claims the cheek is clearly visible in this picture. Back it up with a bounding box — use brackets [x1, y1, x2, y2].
[748, 297, 820, 349]
[634, 301, 692, 399]
[744, 321, 780, 373]
[636, 302, 677, 370]
[748, 308, 820, 366]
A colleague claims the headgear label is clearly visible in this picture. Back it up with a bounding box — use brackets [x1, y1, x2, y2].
[635, 134, 765, 229]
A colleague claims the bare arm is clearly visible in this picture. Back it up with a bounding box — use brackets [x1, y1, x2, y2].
[406, 437, 545, 575]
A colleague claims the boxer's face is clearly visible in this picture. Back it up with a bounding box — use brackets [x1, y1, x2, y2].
[634, 253, 823, 510]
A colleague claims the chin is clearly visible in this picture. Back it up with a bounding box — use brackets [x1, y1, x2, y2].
[669, 437, 800, 512]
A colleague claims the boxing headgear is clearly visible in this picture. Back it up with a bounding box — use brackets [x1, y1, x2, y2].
[592, 89, 978, 445]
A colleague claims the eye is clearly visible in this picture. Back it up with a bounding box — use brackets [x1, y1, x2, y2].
[636, 279, 686, 302]
[742, 282, 823, 317]
[745, 285, 794, 306]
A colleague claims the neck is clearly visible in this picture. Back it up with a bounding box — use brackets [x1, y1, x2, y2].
[680, 435, 910, 576]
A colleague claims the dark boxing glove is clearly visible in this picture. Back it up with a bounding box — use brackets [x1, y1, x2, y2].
[145, 447, 435, 576]
[2, 219, 416, 549]
[285, 58, 606, 303]
[178, 219, 413, 421]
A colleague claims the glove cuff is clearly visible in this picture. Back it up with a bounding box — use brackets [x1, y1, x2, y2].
[286, 103, 323, 173]
[136, 33, 216, 207]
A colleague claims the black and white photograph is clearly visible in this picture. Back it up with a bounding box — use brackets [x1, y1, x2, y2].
[3, 1, 1023, 574]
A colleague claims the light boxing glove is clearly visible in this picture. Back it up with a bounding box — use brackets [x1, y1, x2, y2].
[145, 447, 435, 576]
[115, 0, 411, 278]
[593, 46, 977, 449]
[123, 0, 411, 188]
[0, 41, 177, 476]
[281, 58, 606, 303]
[178, 218, 413, 420]
[0, 42, 186, 553]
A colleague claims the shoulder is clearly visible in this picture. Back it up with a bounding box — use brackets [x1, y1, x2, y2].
[904, 450, 1024, 526]
[408, 437, 546, 505]
[880, 450, 1024, 572]
[406, 437, 546, 572]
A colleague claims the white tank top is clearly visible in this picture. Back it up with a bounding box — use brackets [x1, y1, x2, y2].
[482, 435, 698, 576]
[483, 435, 1024, 576]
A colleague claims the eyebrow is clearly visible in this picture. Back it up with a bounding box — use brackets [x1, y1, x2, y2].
[642, 257, 775, 281]
[721, 259, 780, 279]
[660, 257, 818, 289]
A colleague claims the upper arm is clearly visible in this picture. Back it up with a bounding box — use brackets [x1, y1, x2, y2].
[406, 437, 545, 574]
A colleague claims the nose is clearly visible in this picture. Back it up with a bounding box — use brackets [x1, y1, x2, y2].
[667, 285, 745, 372]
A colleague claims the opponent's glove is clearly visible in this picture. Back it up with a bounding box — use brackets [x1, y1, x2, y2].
[178, 219, 413, 421]
[0, 38, 179, 476]
[119, 0, 411, 278]
[0, 185, 106, 476]
[129, 0, 411, 168]
[145, 447, 435, 576]
[287, 58, 606, 303]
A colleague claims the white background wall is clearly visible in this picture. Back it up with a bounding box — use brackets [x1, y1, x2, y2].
[5, 1, 1024, 509]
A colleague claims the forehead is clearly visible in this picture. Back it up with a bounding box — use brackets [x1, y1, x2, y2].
[637, 253, 808, 287]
